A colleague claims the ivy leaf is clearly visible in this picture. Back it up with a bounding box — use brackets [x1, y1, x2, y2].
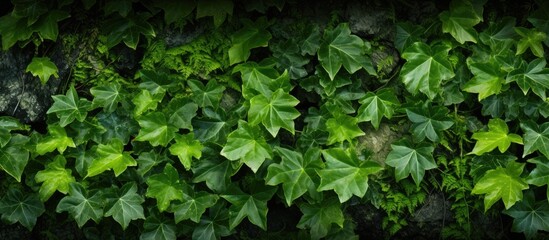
[394, 22, 424, 53]
[405, 103, 454, 142]
[439, 0, 484, 44]
[70, 118, 106, 145]
[233, 59, 291, 98]
[104, 0, 134, 17]
[297, 197, 344, 240]
[90, 82, 124, 113]
[33, 10, 70, 41]
[12, 0, 47, 25]
[132, 89, 164, 117]
[0, 189, 45, 231]
[192, 202, 232, 240]
[140, 214, 177, 240]
[470, 154, 517, 183]
[34, 155, 75, 202]
[56, 183, 104, 228]
[325, 114, 364, 145]
[104, 14, 156, 49]
[472, 161, 528, 211]
[192, 108, 233, 143]
[228, 17, 271, 65]
[196, 0, 233, 27]
[146, 163, 184, 212]
[135, 112, 178, 147]
[470, 118, 523, 155]
[400, 42, 455, 99]
[220, 121, 273, 173]
[385, 140, 436, 186]
[515, 27, 547, 58]
[188, 79, 226, 108]
[357, 89, 400, 129]
[169, 133, 203, 171]
[507, 58, 549, 99]
[503, 190, 549, 239]
[172, 184, 219, 223]
[97, 110, 139, 144]
[463, 59, 505, 100]
[249, 88, 300, 137]
[47, 85, 92, 127]
[136, 150, 169, 177]
[521, 121, 549, 159]
[25, 57, 58, 85]
[153, 0, 195, 24]
[86, 139, 136, 178]
[166, 98, 198, 130]
[192, 148, 240, 192]
[104, 183, 145, 230]
[220, 184, 277, 230]
[479, 17, 517, 50]
[265, 147, 324, 206]
[526, 157, 549, 200]
[0, 134, 30, 182]
[318, 23, 375, 80]
[36, 125, 75, 155]
[301, 26, 321, 55]
[317, 148, 383, 203]
[271, 39, 310, 79]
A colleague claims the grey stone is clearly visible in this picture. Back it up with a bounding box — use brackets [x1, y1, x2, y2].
[345, 0, 394, 39]
[356, 123, 404, 164]
[412, 193, 452, 223]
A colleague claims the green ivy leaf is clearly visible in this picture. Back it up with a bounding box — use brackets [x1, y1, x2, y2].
[515, 27, 547, 58]
[140, 214, 177, 240]
[521, 121, 549, 159]
[132, 89, 164, 117]
[136, 150, 169, 177]
[463, 59, 505, 100]
[36, 125, 75, 155]
[153, 0, 195, 24]
[400, 42, 455, 99]
[146, 163, 184, 212]
[385, 140, 436, 186]
[470, 118, 523, 155]
[301, 26, 321, 56]
[357, 89, 399, 129]
[479, 17, 517, 50]
[169, 133, 203, 171]
[56, 183, 104, 228]
[318, 23, 375, 80]
[188, 79, 226, 109]
[507, 58, 549, 99]
[104, 0, 134, 17]
[47, 85, 92, 127]
[0, 189, 45, 231]
[394, 22, 424, 53]
[472, 161, 528, 211]
[233, 60, 292, 98]
[196, 0, 233, 27]
[470, 154, 516, 183]
[271, 39, 310, 79]
[104, 183, 145, 230]
[97, 110, 138, 144]
[0, 134, 30, 182]
[317, 148, 383, 203]
[26, 57, 59, 85]
[12, 0, 47, 25]
[526, 157, 549, 200]
[405, 103, 454, 142]
[135, 112, 178, 147]
[172, 184, 219, 223]
[0, 15, 32, 50]
[266, 147, 324, 206]
[192, 148, 240, 192]
[325, 115, 364, 145]
[104, 13, 156, 49]
[220, 121, 273, 173]
[166, 98, 198, 130]
[221, 184, 277, 230]
[297, 197, 344, 240]
[192, 108, 233, 143]
[33, 10, 70, 41]
[70, 118, 106, 145]
[90, 82, 124, 113]
[35, 155, 75, 202]
[191, 202, 232, 240]
[503, 190, 549, 239]
[86, 139, 136, 178]
[439, 0, 485, 44]
[249, 88, 300, 137]
[228, 17, 271, 65]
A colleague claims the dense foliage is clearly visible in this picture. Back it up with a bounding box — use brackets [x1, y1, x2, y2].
[1, 0, 549, 239]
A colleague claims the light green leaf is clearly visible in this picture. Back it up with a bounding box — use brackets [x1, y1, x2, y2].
[317, 148, 383, 203]
[325, 115, 364, 145]
[26, 57, 58, 85]
[35, 155, 75, 202]
[56, 183, 104, 228]
[297, 197, 344, 240]
[169, 133, 203, 171]
[172, 185, 219, 223]
[405, 103, 454, 142]
[439, 0, 484, 44]
[507, 58, 549, 99]
[0, 134, 30, 182]
[266, 147, 324, 206]
[233, 60, 291, 98]
[357, 89, 400, 129]
[0, 189, 45, 231]
[472, 161, 528, 211]
[400, 42, 455, 99]
[463, 59, 505, 100]
[220, 121, 273, 173]
[470, 118, 523, 155]
[166, 98, 198, 130]
[248, 88, 300, 137]
[385, 140, 436, 186]
[521, 121, 549, 159]
[104, 183, 146, 230]
[503, 190, 549, 239]
[36, 125, 75, 155]
[47, 85, 92, 127]
[515, 27, 547, 58]
[188, 79, 226, 108]
[220, 185, 277, 230]
[132, 89, 164, 117]
[318, 23, 375, 80]
[90, 82, 124, 113]
[196, 0, 233, 27]
[135, 112, 178, 147]
[146, 163, 184, 212]
[228, 17, 271, 65]
[86, 139, 136, 178]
